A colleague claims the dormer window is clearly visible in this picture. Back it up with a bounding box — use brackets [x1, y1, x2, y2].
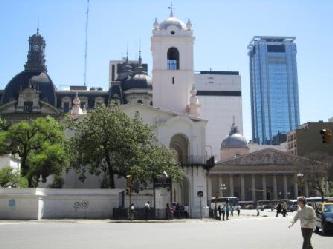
[167, 47, 179, 70]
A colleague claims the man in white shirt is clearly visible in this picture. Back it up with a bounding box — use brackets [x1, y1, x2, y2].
[288, 196, 316, 249]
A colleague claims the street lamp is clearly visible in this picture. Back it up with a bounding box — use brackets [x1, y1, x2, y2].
[297, 173, 304, 196]
[126, 175, 132, 219]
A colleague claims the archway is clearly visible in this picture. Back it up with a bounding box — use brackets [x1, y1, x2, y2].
[170, 134, 189, 206]
[167, 47, 180, 70]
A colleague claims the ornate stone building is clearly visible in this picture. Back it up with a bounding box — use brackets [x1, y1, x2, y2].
[208, 148, 328, 202]
[0, 30, 152, 122]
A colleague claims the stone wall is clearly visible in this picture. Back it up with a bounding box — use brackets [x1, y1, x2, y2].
[0, 188, 123, 220]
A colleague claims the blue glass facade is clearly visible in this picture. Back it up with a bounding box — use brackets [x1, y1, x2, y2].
[248, 37, 300, 144]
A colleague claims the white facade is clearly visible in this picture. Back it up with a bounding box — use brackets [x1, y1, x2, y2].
[151, 16, 194, 114]
[194, 72, 243, 161]
[122, 104, 208, 218]
[0, 188, 122, 219]
[0, 154, 21, 170]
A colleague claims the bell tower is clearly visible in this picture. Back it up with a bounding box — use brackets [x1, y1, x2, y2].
[24, 29, 47, 72]
[151, 11, 194, 114]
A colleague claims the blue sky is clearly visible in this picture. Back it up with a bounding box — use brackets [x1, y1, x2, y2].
[1, 0, 333, 139]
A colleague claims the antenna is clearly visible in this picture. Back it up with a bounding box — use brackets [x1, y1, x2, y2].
[138, 39, 142, 65]
[37, 17, 40, 34]
[168, 1, 174, 17]
[83, 0, 90, 86]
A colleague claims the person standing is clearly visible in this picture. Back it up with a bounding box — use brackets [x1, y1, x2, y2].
[166, 203, 171, 220]
[129, 203, 135, 221]
[226, 203, 230, 220]
[217, 205, 222, 220]
[288, 197, 316, 249]
[144, 201, 150, 220]
[222, 205, 226, 220]
[276, 202, 282, 217]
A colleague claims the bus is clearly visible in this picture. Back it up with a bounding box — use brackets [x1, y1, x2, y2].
[210, 197, 240, 210]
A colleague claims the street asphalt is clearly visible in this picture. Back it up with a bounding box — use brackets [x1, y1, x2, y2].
[0, 210, 332, 249]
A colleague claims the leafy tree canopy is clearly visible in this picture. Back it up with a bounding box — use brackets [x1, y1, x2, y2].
[0, 116, 69, 187]
[68, 106, 182, 188]
[0, 166, 28, 188]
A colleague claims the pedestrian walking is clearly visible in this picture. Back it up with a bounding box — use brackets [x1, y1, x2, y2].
[217, 205, 222, 220]
[288, 197, 316, 249]
[237, 206, 240, 216]
[222, 205, 226, 220]
[144, 201, 150, 220]
[276, 202, 282, 217]
[166, 203, 171, 220]
[129, 203, 135, 221]
[231, 205, 234, 216]
[282, 202, 288, 217]
[226, 204, 230, 220]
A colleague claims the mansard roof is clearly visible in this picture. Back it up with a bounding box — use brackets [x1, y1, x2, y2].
[2, 70, 57, 106]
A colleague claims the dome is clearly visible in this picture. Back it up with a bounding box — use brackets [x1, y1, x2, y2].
[133, 73, 152, 83]
[122, 74, 152, 91]
[1, 71, 57, 106]
[221, 122, 248, 149]
[159, 16, 186, 30]
[221, 133, 248, 149]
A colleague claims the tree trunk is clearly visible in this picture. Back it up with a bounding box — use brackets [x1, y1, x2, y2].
[105, 152, 115, 188]
[108, 165, 115, 188]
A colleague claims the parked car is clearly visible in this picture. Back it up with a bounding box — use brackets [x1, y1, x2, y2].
[315, 202, 333, 235]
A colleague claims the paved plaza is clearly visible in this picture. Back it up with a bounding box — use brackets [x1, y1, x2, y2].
[0, 211, 332, 249]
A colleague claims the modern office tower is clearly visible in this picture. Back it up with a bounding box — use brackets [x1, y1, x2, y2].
[195, 71, 243, 161]
[248, 36, 300, 145]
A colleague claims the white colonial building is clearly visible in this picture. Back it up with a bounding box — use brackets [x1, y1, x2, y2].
[195, 71, 243, 161]
[64, 11, 210, 218]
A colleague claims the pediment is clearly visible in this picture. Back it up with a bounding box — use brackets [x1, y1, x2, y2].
[219, 148, 321, 166]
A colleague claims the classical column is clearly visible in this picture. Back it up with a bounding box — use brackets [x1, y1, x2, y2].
[241, 175, 245, 201]
[273, 175, 278, 200]
[218, 176, 222, 197]
[262, 175, 267, 200]
[283, 175, 288, 199]
[294, 175, 299, 198]
[229, 175, 234, 196]
[251, 174, 256, 201]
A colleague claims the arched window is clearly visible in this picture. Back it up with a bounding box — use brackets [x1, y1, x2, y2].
[167, 47, 179, 70]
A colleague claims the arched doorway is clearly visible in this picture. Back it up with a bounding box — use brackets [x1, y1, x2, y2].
[170, 134, 189, 206]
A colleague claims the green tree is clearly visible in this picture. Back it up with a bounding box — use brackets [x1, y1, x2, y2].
[304, 152, 333, 199]
[0, 117, 69, 187]
[68, 106, 182, 188]
[0, 166, 28, 188]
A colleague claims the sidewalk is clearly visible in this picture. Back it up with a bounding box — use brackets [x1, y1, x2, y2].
[0, 209, 284, 224]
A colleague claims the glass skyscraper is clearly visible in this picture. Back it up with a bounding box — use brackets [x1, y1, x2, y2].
[248, 36, 300, 144]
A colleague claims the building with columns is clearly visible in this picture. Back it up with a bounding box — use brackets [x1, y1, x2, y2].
[208, 148, 328, 202]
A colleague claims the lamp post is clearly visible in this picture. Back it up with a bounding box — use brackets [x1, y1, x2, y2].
[297, 173, 304, 196]
[126, 175, 132, 219]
